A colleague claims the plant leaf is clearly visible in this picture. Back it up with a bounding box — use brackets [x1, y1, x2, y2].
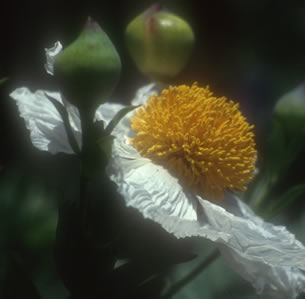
[104, 105, 138, 136]
[263, 184, 305, 220]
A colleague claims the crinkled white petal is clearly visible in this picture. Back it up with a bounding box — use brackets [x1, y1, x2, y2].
[44, 41, 63, 75]
[199, 198, 305, 299]
[10, 80, 152, 154]
[10, 87, 126, 154]
[108, 137, 198, 229]
[108, 135, 305, 299]
[10, 87, 79, 154]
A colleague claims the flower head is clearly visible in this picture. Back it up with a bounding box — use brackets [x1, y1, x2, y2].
[9, 42, 305, 298]
[130, 83, 256, 200]
[108, 84, 305, 298]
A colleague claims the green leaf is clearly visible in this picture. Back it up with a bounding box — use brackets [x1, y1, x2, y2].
[264, 118, 286, 181]
[263, 184, 305, 220]
[45, 94, 81, 155]
[104, 105, 138, 136]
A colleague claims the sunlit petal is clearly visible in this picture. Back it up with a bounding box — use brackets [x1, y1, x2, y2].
[131, 83, 157, 106]
[95, 102, 126, 126]
[217, 198, 305, 299]
[10, 87, 130, 154]
[109, 86, 305, 298]
[44, 41, 63, 75]
[109, 135, 305, 298]
[10, 87, 79, 154]
[108, 136, 199, 237]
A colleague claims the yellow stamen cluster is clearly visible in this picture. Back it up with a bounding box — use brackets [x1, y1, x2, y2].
[131, 83, 257, 200]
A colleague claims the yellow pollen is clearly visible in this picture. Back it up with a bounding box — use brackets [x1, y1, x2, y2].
[131, 83, 257, 200]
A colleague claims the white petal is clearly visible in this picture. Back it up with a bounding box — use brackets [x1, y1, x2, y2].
[215, 198, 305, 298]
[109, 134, 305, 298]
[44, 41, 63, 75]
[97, 84, 161, 136]
[61, 97, 82, 133]
[10, 87, 80, 154]
[108, 83, 167, 138]
[10, 87, 130, 154]
[95, 102, 125, 126]
[108, 137, 199, 237]
[131, 83, 157, 106]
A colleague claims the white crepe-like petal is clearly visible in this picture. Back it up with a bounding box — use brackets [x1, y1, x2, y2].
[10, 87, 78, 154]
[198, 198, 305, 299]
[108, 135, 305, 298]
[108, 137, 199, 231]
[10, 87, 126, 154]
[44, 41, 63, 75]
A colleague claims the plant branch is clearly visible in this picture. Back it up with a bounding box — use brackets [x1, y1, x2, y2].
[161, 249, 220, 299]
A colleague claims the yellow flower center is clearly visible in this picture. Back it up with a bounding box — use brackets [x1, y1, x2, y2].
[131, 83, 257, 200]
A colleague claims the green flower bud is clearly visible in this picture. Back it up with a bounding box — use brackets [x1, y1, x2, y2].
[125, 4, 194, 81]
[264, 83, 305, 188]
[274, 83, 305, 135]
[54, 17, 121, 111]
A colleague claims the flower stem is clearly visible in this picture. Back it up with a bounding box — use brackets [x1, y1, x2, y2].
[79, 163, 89, 235]
[162, 249, 220, 299]
[79, 107, 95, 236]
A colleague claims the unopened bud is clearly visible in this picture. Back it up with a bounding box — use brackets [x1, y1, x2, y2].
[125, 4, 194, 81]
[274, 83, 305, 135]
[54, 17, 121, 111]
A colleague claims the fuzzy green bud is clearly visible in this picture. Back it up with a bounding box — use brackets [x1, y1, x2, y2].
[54, 17, 121, 111]
[274, 84, 305, 135]
[125, 4, 194, 81]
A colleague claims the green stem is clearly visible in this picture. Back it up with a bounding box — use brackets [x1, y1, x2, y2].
[162, 249, 220, 299]
[79, 163, 89, 236]
[79, 107, 95, 236]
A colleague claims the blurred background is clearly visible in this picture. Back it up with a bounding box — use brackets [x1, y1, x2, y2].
[1, 1, 305, 298]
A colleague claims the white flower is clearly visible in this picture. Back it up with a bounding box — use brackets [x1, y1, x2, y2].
[9, 42, 305, 299]
[108, 84, 305, 299]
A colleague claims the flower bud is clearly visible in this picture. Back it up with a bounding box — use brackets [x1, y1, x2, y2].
[273, 83, 305, 135]
[125, 4, 194, 81]
[54, 17, 121, 111]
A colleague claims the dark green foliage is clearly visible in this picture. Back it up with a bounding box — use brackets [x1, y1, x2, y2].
[1, 256, 41, 299]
